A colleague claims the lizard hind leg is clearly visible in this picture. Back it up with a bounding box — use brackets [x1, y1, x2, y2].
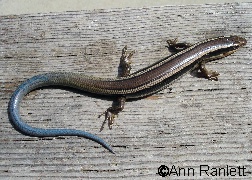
[99, 46, 135, 130]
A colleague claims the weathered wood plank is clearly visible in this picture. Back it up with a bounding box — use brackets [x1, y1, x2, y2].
[0, 2, 251, 179]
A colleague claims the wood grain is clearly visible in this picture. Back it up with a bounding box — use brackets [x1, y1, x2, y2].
[0, 2, 251, 179]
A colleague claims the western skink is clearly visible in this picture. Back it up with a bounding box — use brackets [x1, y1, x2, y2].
[8, 36, 247, 153]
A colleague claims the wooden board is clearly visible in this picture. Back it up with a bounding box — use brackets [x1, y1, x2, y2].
[0, 2, 251, 179]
